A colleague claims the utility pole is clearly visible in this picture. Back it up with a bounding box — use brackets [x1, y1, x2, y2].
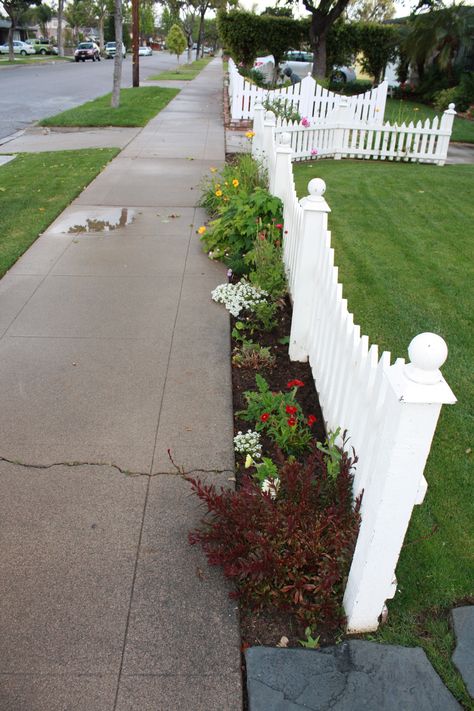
[132, 0, 139, 87]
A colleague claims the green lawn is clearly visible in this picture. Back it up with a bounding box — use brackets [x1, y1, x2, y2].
[385, 97, 474, 144]
[149, 56, 212, 81]
[294, 160, 474, 708]
[40, 87, 179, 127]
[0, 149, 118, 278]
[0, 55, 71, 67]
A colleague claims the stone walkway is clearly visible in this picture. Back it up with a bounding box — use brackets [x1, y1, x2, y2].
[0, 59, 242, 711]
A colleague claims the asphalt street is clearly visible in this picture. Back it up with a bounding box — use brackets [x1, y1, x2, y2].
[0, 51, 185, 140]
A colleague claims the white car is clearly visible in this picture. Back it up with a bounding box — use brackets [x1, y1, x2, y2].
[0, 40, 35, 56]
[254, 51, 356, 84]
[138, 45, 152, 56]
[105, 41, 126, 59]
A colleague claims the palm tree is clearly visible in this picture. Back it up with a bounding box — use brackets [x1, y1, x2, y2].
[404, 4, 474, 82]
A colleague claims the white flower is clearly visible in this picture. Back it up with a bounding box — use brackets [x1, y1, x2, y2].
[211, 280, 268, 317]
[233, 430, 262, 458]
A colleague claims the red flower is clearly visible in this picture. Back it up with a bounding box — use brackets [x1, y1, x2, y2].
[308, 414, 317, 426]
[275, 223, 283, 229]
[285, 405, 297, 415]
[287, 418, 297, 427]
[260, 412, 270, 422]
[287, 379, 304, 388]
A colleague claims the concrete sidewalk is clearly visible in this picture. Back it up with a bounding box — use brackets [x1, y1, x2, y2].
[0, 59, 242, 711]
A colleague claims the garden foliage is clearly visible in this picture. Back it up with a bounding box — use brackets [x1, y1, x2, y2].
[187, 445, 361, 627]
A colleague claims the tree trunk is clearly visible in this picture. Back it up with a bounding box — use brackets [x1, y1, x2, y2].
[99, 16, 104, 53]
[196, 7, 205, 61]
[57, 0, 64, 56]
[111, 0, 123, 108]
[8, 25, 14, 62]
[310, 14, 328, 79]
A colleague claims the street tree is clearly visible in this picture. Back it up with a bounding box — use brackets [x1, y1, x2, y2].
[295, 0, 353, 77]
[167, 22, 186, 64]
[111, 0, 123, 107]
[2, 0, 41, 60]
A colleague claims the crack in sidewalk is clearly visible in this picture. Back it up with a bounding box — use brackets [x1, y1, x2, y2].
[0, 455, 235, 479]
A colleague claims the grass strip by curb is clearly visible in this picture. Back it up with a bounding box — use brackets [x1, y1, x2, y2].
[0, 148, 119, 278]
[149, 56, 212, 81]
[294, 159, 474, 709]
[385, 97, 474, 144]
[40, 87, 179, 127]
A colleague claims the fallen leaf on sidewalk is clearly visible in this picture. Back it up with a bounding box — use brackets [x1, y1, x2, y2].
[277, 636, 289, 647]
[168, 213, 180, 218]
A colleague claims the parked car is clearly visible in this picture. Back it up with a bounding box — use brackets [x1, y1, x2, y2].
[0, 40, 35, 56]
[138, 45, 152, 56]
[74, 42, 100, 62]
[25, 38, 57, 55]
[105, 42, 126, 59]
[253, 52, 356, 84]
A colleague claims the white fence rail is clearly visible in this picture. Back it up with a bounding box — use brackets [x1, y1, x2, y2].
[228, 58, 388, 125]
[255, 101, 457, 166]
[253, 106, 456, 632]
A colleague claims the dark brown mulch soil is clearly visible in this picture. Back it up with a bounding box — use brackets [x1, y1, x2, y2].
[231, 296, 343, 651]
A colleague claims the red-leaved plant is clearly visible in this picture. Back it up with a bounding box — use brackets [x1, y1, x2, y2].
[187, 444, 361, 629]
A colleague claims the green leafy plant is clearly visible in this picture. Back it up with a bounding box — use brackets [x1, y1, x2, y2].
[232, 341, 276, 369]
[201, 188, 283, 276]
[238, 374, 317, 456]
[317, 428, 344, 482]
[263, 96, 301, 122]
[199, 154, 266, 216]
[246, 226, 288, 298]
[299, 626, 320, 648]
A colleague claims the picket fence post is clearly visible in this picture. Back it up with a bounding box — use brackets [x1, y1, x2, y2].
[262, 111, 277, 187]
[252, 103, 265, 161]
[289, 179, 331, 362]
[436, 103, 457, 166]
[299, 75, 316, 119]
[272, 132, 293, 198]
[343, 332, 457, 633]
[332, 98, 352, 159]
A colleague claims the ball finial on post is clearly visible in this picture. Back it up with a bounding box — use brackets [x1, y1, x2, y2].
[405, 332, 448, 384]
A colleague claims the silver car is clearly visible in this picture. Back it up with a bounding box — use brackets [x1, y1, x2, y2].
[280, 51, 356, 83]
[0, 40, 35, 56]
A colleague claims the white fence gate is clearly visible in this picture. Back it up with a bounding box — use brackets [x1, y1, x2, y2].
[253, 109, 456, 632]
[228, 58, 388, 125]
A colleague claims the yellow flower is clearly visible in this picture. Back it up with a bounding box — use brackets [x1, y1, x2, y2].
[210, 167, 218, 173]
[245, 131, 255, 138]
[197, 225, 207, 235]
[413, 107, 420, 111]
[232, 179, 239, 188]
[245, 454, 254, 469]
[224, 181, 228, 186]
[215, 189, 223, 197]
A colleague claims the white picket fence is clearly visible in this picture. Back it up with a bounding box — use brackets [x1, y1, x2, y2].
[253, 106, 457, 632]
[228, 57, 388, 125]
[255, 101, 457, 166]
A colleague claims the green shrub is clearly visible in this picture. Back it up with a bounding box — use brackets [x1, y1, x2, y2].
[199, 154, 266, 216]
[201, 187, 283, 275]
[433, 87, 459, 112]
[245, 224, 287, 298]
[263, 96, 301, 122]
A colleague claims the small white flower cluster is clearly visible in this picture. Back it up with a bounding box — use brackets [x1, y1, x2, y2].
[233, 430, 262, 459]
[211, 281, 268, 317]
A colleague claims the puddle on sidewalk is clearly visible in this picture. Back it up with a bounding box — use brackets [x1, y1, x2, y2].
[51, 207, 137, 235]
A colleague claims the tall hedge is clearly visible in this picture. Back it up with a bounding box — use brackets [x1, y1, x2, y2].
[218, 10, 402, 82]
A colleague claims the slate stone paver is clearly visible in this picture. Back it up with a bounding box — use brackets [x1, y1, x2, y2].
[451, 606, 474, 697]
[246, 642, 462, 711]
